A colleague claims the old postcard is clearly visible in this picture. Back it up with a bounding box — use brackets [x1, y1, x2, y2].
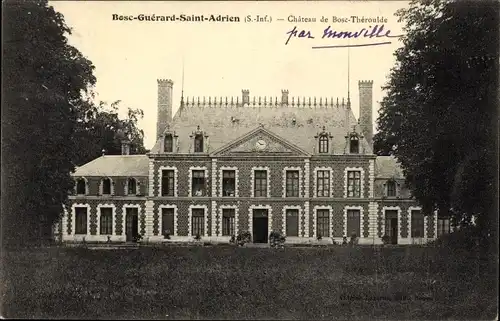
[2, 0, 498, 319]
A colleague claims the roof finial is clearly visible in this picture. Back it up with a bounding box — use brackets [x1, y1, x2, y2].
[347, 38, 351, 107]
[181, 55, 185, 108]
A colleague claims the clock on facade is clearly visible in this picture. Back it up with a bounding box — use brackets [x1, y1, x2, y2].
[255, 139, 267, 150]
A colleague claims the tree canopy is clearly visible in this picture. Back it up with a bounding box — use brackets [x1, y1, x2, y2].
[374, 0, 498, 244]
[2, 0, 147, 246]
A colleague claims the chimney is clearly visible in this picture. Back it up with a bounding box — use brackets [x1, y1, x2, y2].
[157, 79, 174, 139]
[242, 89, 250, 106]
[121, 140, 131, 155]
[281, 89, 289, 106]
[358, 80, 374, 146]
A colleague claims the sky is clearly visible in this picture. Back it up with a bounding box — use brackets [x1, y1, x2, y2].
[51, 1, 409, 149]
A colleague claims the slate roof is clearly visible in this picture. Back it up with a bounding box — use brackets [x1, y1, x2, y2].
[150, 103, 373, 155]
[375, 156, 404, 179]
[72, 155, 149, 177]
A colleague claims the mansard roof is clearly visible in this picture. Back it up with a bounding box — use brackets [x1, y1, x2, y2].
[375, 155, 405, 179]
[72, 155, 149, 177]
[150, 101, 373, 155]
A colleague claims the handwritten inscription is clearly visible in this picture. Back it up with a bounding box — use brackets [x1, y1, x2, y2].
[285, 24, 401, 47]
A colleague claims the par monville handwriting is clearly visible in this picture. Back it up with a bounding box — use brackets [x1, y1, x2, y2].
[285, 24, 401, 45]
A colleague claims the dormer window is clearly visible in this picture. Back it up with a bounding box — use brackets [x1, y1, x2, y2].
[164, 134, 173, 152]
[102, 178, 111, 195]
[76, 178, 86, 195]
[349, 135, 359, 154]
[127, 178, 137, 195]
[319, 135, 329, 153]
[386, 180, 397, 197]
[194, 134, 204, 153]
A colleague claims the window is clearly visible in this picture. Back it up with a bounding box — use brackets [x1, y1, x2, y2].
[102, 178, 111, 195]
[222, 170, 236, 197]
[191, 170, 206, 196]
[161, 208, 174, 235]
[191, 208, 205, 236]
[100, 208, 113, 235]
[194, 134, 204, 153]
[75, 207, 88, 235]
[286, 171, 300, 197]
[76, 178, 86, 195]
[318, 135, 329, 153]
[254, 170, 267, 197]
[222, 208, 235, 236]
[316, 209, 329, 238]
[164, 134, 173, 152]
[286, 209, 299, 237]
[346, 209, 361, 238]
[350, 136, 359, 154]
[127, 178, 137, 195]
[161, 170, 175, 196]
[411, 210, 424, 238]
[317, 170, 330, 197]
[437, 217, 451, 237]
[386, 180, 396, 197]
[347, 171, 361, 198]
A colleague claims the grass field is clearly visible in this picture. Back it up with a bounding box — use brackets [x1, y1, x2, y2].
[1, 245, 497, 319]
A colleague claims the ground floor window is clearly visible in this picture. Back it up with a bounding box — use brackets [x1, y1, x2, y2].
[411, 210, 425, 238]
[286, 209, 299, 236]
[222, 208, 235, 236]
[316, 209, 329, 238]
[191, 208, 205, 236]
[100, 207, 113, 235]
[346, 209, 361, 238]
[162, 208, 175, 235]
[437, 217, 451, 237]
[75, 207, 88, 235]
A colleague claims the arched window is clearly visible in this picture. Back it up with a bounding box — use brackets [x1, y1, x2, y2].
[350, 135, 359, 154]
[127, 178, 137, 195]
[194, 134, 204, 153]
[76, 178, 86, 195]
[102, 178, 111, 195]
[386, 180, 397, 197]
[318, 135, 329, 153]
[164, 134, 173, 153]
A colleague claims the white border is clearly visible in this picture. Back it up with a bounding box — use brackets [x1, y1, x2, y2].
[382, 206, 401, 243]
[219, 205, 239, 237]
[282, 167, 302, 198]
[188, 204, 209, 237]
[219, 166, 239, 197]
[71, 203, 91, 236]
[159, 166, 178, 197]
[344, 205, 364, 238]
[122, 204, 141, 237]
[251, 167, 270, 198]
[303, 159, 310, 198]
[148, 159, 154, 196]
[189, 166, 209, 197]
[99, 177, 114, 196]
[408, 206, 423, 239]
[368, 160, 375, 198]
[317, 134, 330, 154]
[313, 167, 333, 198]
[96, 204, 116, 236]
[344, 167, 365, 198]
[159, 204, 178, 236]
[313, 205, 333, 238]
[249, 204, 273, 239]
[282, 205, 302, 236]
[75, 177, 88, 195]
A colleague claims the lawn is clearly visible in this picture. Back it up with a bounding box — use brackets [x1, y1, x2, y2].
[1, 245, 497, 320]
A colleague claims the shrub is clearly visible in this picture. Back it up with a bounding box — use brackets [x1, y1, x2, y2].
[269, 230, 286, 248]
[342, 236, 348, 245]
[349, 233, 359, 245]
[163, 229, 171, 240]
[382, 235, 391, 245]
[235, 231, 251, 246]
[194, 233, 201, 241]
[317, 234, 322, 241]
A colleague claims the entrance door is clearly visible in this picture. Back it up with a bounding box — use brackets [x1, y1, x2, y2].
[126, 208, 139, 242]
[252, 209, 269, 243]
[385, 210, 398, 244]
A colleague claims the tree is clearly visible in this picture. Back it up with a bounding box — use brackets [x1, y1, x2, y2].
[374, 0, 498, 247]
[2, 0, 96, 246]
[73, 100, 147, 166]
